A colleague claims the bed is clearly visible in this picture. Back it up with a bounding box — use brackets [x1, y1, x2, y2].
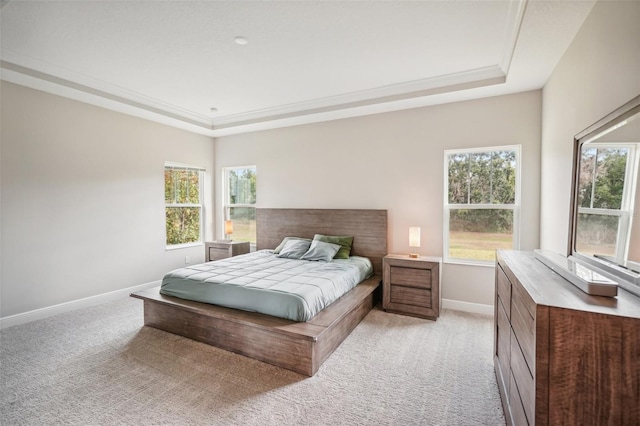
[131, 208, 387, 376]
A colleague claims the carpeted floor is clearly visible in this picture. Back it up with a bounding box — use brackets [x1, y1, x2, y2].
[0, 297, 505, 425]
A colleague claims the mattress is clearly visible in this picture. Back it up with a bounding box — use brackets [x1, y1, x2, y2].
[160, 250, 374, 321]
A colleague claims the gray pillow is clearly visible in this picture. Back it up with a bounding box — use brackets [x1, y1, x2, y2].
[273, 237, 312, 254]
[276, 239, 312, 259]
[300, 240, 341, 262]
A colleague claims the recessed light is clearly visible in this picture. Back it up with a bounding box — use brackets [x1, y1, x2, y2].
[234, 36, 248, 45]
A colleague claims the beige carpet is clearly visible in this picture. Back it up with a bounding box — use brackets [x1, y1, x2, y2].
[1, 297, 505, 425]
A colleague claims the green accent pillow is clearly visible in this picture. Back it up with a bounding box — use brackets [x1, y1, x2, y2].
[273, 237, 312, 254]
[313, 234, 354, 259]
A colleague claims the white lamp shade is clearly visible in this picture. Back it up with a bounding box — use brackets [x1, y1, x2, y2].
[409, 227, 421, 248]
[224, 220, 234, 235]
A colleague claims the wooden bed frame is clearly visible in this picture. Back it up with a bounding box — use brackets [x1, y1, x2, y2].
[131, 208, 387, 376]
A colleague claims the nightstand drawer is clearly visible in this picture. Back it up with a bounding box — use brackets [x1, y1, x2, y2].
[208, 247, 230, 261]
[390, 285, 431, 307]
[389, 266, 431, 289]
[205, 241, 250, 261]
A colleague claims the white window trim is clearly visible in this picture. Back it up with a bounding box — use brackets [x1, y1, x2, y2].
[165, 162, 205, 249]
[443, 145, 521, 266]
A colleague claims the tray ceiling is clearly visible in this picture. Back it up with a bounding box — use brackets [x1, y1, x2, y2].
[0, 1, 596, 136]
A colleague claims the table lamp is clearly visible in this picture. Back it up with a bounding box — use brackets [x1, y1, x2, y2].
[409, 227, 420, 258]
[225, 220, 233, 240]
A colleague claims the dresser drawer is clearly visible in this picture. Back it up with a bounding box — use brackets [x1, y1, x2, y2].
[509, 370, 530, 426]
[390, 285, 431, 307]
[389, 266, 431, 289]
[497, 266, 512, 319]
[496, 298, 511, 393]
[511, 285, 535, 374]
[511, 328, 534, 424]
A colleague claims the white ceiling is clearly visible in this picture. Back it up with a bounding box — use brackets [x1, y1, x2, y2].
[0, 0, 596, 136]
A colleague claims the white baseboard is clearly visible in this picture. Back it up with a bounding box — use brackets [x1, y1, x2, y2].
[0, 280, 161, 329]
[442, 298, 494, 316]
[1, 284, 494, 329]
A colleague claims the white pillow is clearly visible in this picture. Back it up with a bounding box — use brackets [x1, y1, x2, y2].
[300, 240, 341, 262]
[273, 237, 311, 254]
[276, 239, 312, 259]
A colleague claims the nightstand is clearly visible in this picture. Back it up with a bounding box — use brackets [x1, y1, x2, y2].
[382, 254, 441, 320]
[205, 240, 250, 261]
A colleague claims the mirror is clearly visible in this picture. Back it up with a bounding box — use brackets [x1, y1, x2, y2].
[569, 95, 640, 294]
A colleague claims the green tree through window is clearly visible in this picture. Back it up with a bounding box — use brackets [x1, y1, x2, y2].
[575, 145, 633, 259]
[165, 163, 203, 246]
[445, 146, 520, 263]
[224, 166, 256, 244]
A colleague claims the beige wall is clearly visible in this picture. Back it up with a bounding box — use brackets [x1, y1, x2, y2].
[0, 82, 214, 317]
[540, 0, 640, 254]
[25, 0, 640, 315]
[215, 91, 542, 308]
[3, 0, 637, 320]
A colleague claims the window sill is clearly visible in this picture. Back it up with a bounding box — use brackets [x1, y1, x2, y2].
[166, 242, 204, 251]
[443, 258, 496, 268]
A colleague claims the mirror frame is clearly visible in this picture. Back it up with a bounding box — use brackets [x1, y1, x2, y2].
[568, 94, 640, 293]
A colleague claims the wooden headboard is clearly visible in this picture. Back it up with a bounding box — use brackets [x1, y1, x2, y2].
[256, 208, 388, 274]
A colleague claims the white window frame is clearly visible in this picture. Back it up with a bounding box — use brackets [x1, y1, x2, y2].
[222, 165, 257, 245]
[443, 145, 521, 266]
[576, 143, 638, 263]
[164, 162, 205, 249]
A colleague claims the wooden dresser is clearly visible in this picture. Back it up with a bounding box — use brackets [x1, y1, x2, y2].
[382, 254, 440, 320]
[495, 250, 640, 425]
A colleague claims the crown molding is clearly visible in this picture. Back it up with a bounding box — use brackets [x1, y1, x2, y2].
[500, 0, 528, 75]
[1, 57, 507, 137]
[0, 0, 526, 136]
[0, 50, 213, 127]
[0, 64, 216, 136]
[212, 66, 506, 129]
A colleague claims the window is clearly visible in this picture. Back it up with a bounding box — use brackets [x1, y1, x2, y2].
[575, 144, 637, 262]
[164, 162, 204, 247]
[444, 146, 520, 264]
[223, 166, 256, 244]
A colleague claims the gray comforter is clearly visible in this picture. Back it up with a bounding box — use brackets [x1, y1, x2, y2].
[160, 250, 373, 321]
